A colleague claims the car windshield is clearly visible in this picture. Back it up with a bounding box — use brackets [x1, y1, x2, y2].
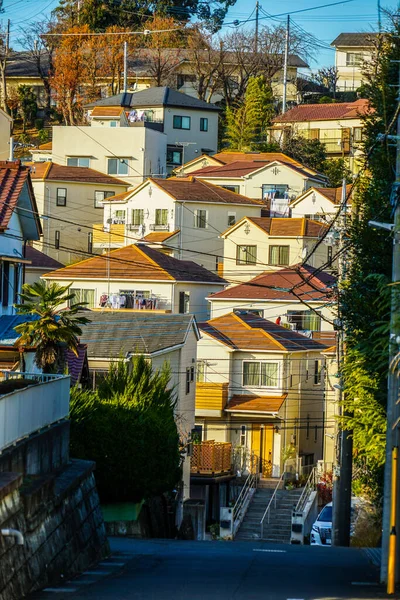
[318, 506, 332, 522]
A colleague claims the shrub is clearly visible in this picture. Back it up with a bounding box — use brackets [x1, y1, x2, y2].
[37, 129, 49, 144]
[34, 118, 44, 130]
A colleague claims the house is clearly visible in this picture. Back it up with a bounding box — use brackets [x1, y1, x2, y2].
[93, 177, 263, 273]
[24, 245, 63, 286]
[207, 265, 337, 337]
[76, 310, 200, 507]
[331, 32, 379, 92]
[220, 217, 331, 281]
[0, 108, 12, 161]
[0, 161, 41, 316]
[192, 159, 327, 204]
[30, 141, 53, 163]
[42, 243, 226, 321]
[290, 185, 353, 221]
[28, 162, 129, 264]
[85, 87, 220, 172]
[269, 99, 371, 173]
[195, 311, 328, 478]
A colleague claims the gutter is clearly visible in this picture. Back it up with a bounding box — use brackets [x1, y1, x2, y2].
[1, 529, 24, 545]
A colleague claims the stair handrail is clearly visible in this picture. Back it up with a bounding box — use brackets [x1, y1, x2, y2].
[295, 466, 318, 514]
[233, 469, 258, 523]
[260, 471, 285, 539]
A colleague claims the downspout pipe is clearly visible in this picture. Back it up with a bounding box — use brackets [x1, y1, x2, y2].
[1, 528, 24, 545]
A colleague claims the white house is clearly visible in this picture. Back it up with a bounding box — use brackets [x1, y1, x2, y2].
[0, 109, 12, 161]
[93, 177, 263, 274]
[331, 32, 378, 92]
[42, 243, 226, 322]
[0, 161, 42, 316]
[290, 185, 353, 221]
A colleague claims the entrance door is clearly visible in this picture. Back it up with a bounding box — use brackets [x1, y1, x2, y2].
[251, 425, 274, 477]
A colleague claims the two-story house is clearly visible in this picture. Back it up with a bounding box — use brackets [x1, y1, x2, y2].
[207, 265, 337, 339]
[84, 87, 220, 174]
[290, 184, 353, 222]
[0, 161, 42, 316]
[195, 311, 328, 477]
[93, 177, 263, 273]
[269, 99, 371, 174]
[42, 243, 226, 322]
[221, 217, 330, 281]
[331, 32, 378, 92]
[28, 162, 129, 264]
[193, 159, 327, 204]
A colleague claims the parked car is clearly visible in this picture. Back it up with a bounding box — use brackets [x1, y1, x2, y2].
[311, 500, 360, 546]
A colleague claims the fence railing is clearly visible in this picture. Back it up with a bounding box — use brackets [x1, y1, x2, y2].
[295, 466, 318, 514]
[260, 471, 285, 539]
[0, 374, 70, 451]
[232, 469, 258, 524]
[3, 371, 65, 384]
[190, 441, 232, 475]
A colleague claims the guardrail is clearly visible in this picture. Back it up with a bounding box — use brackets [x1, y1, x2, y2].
[0, 373, 70, 451]
[260, 472, 285, 539]
[232, 470, 258, 523]
[295, 466, 318, 513]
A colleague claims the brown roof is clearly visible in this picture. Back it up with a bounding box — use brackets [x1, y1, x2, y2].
[199, 311, 328, 352]
[38, 142, 52, 151]
[316, 185, 353, 204]
[331, 33, 379, 47]
[150, 177, 262, 205]
[91, 106, 124, 117]
[105, 190, 133, 202]
[274, 99, 371, 123]
[212, 152, 302, 166]
[43, 243, 226, 283]
[226, 395, 287, 413]
[25, 246, 64, 270]
[29, 162, 128, 186]
[0, 161, 34, 231]
[209, 264, 336, 302]
[143, 230, 180, 243]
[194, 160, 324, 181]
[224, 217, 327, 238]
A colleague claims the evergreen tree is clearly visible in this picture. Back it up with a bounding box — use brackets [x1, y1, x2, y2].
[224, 75, 274, 151]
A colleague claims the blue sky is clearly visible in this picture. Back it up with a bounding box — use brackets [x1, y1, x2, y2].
[3, 0, 398, 69]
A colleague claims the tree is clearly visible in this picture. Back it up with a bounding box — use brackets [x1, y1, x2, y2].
[224, 75, 274, 151]
[17, 85, 37, 132]
[69, 357, 181, 502]
[140, 15, 183, 87]
[314, 66, 339, 98]
[15, 281, 90, 372]
[282, 135, 327, 172]
[0, 22, 10, 114]
[322, 158, 353, 187]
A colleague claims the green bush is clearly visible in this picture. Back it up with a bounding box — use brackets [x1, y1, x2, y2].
[34, 118, 44, 130]
[37, 129, 49, 144]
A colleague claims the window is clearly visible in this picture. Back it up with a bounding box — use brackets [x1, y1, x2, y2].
[56, 188, 67, 207]
[200, 118, 208, 132]
[167, 148, 183, 165]
[155, 209, 168, 226]
[110, 121, 117, 127]
[236, 245, 257, 265]
[240, 425, 246, 447]
[327, 245, 333, 265]
[221, 185, 240, 194]
[227, 212, 236, 227]
[353, 127, 363, 143]
[107, 158, 128, 175]
[269, 245, 290, 266]
[309, 129, 320, 140]
[262, 184, 289, 200]
[131, 209, 144, 226]
[177, 74, 196, 89]
[314, 360, 322, 385]
[287, 310, 321, 332]
[67, 157, 90, 168]
[190, 366, 195, 382]
[94, 190, 115, 208]
[113, 210, 126, 224]
[173, 115, 191, 130]
[186, 368, 191, 394]
[70, 288, 95, 309]
[192, 424, 203, 443]
[2, 261, 9, 307]
[346, 52, 363, 66]
[194, 209, 207, 229]
[88, 232, 93, 254]
[179, 291, 190, 314]
[55, 230, 60, 249]
[243, 361, 279, 388]
[196, 360, 206, 383]
[13, 264, 19, 304]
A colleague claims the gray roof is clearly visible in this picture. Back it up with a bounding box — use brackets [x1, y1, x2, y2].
[0, 315, 39, 346]
[86, 87, 220, 111]
[331, 33, 379, 47]
[78, 311, 199, 359]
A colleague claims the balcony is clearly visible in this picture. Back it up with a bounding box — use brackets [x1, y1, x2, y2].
[195, 382, 228, 414]
[92, 224, 125, 247]
[191, 441, 232, 475]
[149, 224, 170, 231]
[0, 372, 70, 452]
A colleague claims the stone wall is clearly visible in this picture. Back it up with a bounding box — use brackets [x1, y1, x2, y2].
[0, 459, 109, 600]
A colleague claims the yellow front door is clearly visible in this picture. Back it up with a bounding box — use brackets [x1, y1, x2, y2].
[252, 425, 273, 477]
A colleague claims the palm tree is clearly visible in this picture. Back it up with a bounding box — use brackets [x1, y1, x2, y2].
[15, 281, 90, 373]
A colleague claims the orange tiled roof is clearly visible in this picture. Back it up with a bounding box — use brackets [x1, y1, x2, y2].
[199, 312, 328, 352]
[38, 142, 52, 151]
[91, 106, 125, 117]
[101, 190, 132, 202]
[212, 152, 302, 166]
[150, 177, 263, 205]
[29, 162, 128, 186]
[226, 395, 287, 413]
[143, 230, 180, 243]
[274, 98, 371, 123]
[0, 161, 33, 230]
[194, 160, 324, 181]
[224, 217, 327, 238]
[43, 243, 226, 283]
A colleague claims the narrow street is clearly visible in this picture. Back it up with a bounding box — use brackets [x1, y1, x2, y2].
[29, 538, 388, 600]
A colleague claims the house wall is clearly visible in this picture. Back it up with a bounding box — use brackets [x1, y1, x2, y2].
[31, 179, 128, 264]
[0, 211, 25, 316]
[51, 126, 167, 185]
[222, 219, 331, 282]
[334, 47, 373, 91]
[322, 351, 338, 466]
[290, 190, 344, 221]
[0, 110, 11, 161]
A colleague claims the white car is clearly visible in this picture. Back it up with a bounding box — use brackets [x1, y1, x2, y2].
[311, 502, 333, 546]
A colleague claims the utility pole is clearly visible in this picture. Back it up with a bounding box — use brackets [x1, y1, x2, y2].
[123, 41, 128, 93]
[255, 1, 259, 53]
[381, 60, 400, 592]
[331, 178, 353, 548]
[282, 15, 290, 114]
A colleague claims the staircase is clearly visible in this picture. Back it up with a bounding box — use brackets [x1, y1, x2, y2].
[235, 480, 303, 543]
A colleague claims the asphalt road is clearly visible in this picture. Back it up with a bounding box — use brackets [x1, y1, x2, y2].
[29, 538, 391, 600]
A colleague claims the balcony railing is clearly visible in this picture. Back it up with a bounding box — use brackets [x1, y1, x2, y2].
[0, 372, 70, 451]
[149, 224, 170, 231]
[191, 441, 232, 475]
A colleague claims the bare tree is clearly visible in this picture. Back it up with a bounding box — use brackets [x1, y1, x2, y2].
[0, 20, 10, 114]
[314, 66, 339, 98]
[140, 15, 183, 87]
